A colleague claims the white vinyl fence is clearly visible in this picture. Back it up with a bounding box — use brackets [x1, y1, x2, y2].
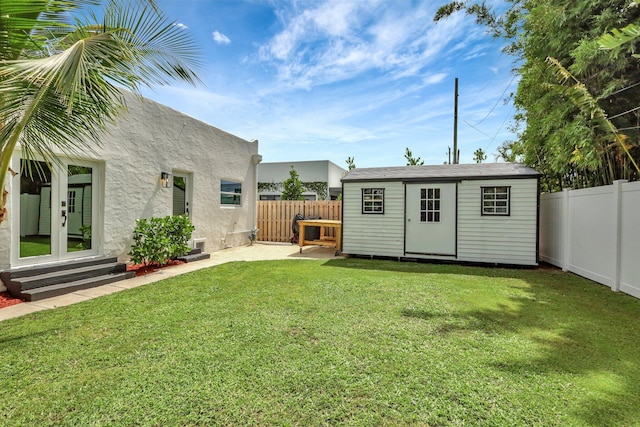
[539, 180, 640, 299]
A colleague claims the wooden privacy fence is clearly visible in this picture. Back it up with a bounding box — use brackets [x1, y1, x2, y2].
[257, 201, 342, 242]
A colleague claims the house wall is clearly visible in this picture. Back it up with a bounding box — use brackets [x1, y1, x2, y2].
[99, 92, 259, 260]
[457, 178, 538, 266]
[342, 181, 404, 257]
[540, 180, 640, 299]
[0, 91, 259, 271]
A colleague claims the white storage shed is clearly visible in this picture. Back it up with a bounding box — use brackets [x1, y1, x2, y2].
[341, 163, 540, 266]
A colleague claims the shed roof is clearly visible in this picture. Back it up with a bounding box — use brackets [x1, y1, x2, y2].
[341, 163, 540, 183]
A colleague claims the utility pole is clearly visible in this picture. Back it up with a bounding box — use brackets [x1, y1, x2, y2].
[453, 77, 459, 164]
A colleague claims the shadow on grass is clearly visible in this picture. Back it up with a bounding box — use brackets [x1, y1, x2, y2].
[324, 258, 640, 426]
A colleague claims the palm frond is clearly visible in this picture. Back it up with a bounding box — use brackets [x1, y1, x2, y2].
[0, 0, 202, 195]
[599, 22, 640, 50]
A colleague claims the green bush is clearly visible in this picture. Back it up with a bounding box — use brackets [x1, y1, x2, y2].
[129, 215, 195, 266]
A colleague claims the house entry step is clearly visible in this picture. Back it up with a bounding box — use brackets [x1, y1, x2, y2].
[0, 256, 135, 302]
[176, 248, 211, 263]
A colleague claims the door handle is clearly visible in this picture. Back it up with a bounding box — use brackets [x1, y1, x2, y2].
[61, 210, 67, 227]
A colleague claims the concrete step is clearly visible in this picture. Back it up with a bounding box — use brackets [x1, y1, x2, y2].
[21, 271, 136, 302]
[176, 252, 211, 263]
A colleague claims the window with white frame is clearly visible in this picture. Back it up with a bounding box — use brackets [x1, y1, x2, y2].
[362, 188, 384, 214]
[420, 188, 440, 222]
[482, 186, 510, 215]
[221, 180, 242, 205]
[68, 190, 76, 213]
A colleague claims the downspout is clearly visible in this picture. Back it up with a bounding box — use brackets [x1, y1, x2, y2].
[252, 151, 262, 238]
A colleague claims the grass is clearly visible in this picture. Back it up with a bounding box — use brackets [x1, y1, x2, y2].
[1, 259, 640, 426]
[20, 236, 86, 258]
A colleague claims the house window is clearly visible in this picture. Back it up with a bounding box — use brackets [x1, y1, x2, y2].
[482, 186, 510, 215]
[420, 188, 440, 222]
[362, 188, 384, 214]
[221, 180, 242, 205]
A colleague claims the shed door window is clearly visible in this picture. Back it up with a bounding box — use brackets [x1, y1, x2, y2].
[362, 188, 384, 214]
[420, 188, 440, 222]
[482, 186, 510, 215]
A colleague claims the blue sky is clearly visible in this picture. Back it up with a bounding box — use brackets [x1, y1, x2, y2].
[140, 0, 517, 168]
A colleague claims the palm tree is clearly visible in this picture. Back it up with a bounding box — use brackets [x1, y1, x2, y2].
[0, 0, 202, 223]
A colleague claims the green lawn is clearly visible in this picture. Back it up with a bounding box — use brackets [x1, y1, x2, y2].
[19, 236, 85, 258]
[2, 259, 640, 426]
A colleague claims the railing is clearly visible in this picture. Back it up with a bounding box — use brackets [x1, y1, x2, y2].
[257, 201, 342, 243]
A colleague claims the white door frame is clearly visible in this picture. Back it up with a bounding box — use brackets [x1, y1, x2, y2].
[405, 182, 457, 257]
[11, 155, 102, 267]
[172, 170, 192, 218]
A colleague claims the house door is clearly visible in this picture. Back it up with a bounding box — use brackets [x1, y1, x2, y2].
[172, 172, 191, 218]
[14, 158, 100, 265]
[405, 183, 457, 256]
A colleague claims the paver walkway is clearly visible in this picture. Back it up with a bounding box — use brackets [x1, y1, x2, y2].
[0, 243, 341, 322]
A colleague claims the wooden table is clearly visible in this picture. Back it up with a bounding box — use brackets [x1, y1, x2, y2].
[297, 219, 342, 255]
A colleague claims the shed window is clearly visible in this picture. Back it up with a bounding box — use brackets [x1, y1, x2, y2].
[482, 186, 510, 215]
[420, 188, 440, 222]
[68, 190, 76, 214]
[362, 188, 384, 214]
[221, 180, 242, 205]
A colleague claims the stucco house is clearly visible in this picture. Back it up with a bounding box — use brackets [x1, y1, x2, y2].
[1, 91, 260, 296]
[258, 160, 346, 200]
[341, 163, 540, 266]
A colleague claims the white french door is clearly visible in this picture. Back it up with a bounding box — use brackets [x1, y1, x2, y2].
[13, 157, 101, 266]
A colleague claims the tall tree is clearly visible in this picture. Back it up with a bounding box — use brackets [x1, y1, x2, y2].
[281, 166, 304, 200]
[435, 0, 640, 190]
[404, 147, 424, 165]
[345, 156, 356, 171]
[473, 148, 487, 163]
[0, 0, 202, 223]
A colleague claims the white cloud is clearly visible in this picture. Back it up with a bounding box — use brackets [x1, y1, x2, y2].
[174, 22, 188, 30]
[256, 1, 469, 90]
[212, 31, 231, 45]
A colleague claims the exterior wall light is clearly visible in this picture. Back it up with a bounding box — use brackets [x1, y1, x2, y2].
[160, 172, 172, 188]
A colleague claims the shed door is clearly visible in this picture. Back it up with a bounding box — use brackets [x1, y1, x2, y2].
[405, 183, 456, 256]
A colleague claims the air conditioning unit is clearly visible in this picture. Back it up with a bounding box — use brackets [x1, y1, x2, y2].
[192, 238, 206, 252]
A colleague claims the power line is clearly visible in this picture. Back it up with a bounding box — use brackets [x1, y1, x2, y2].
[468, 74, 517, 127]
[608, 105, 640, 120]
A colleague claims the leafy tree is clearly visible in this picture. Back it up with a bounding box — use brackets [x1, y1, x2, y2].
[281, 166, 305, 200]
[473, 148, 487, 163]
[0, 0, 202, 223]
[404, 147, 424, 165]
[345, 156, 356, 171]
[435, 0, 640, 190]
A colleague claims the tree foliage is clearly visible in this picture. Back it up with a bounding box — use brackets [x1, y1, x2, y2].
[473, 148, 487, 163]
[435, 0, 640, 190]
[404, 147, 424, 165]
[345, 156, 356, 171]
[281, 166, 305, 200]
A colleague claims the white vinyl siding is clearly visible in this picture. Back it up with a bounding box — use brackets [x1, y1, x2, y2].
[457, 178, 538, 265]
[342, 181, 404, 257]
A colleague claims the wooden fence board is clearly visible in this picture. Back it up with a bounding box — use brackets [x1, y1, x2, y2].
[257, 201, 342, 242]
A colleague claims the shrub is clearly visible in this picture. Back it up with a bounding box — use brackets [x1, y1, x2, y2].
[129, 215, 195, 266]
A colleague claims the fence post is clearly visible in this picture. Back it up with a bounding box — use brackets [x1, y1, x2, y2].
[612, 180, 627, 292]
[562, 188, 570, 272]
